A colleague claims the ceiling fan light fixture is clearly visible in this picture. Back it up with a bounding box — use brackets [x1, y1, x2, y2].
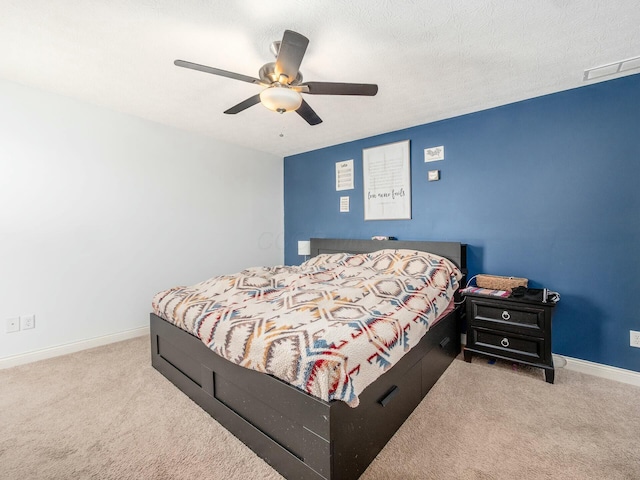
[260, 86, 302, 113]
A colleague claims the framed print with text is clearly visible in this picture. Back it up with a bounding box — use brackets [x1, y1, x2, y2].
[363, 140, 411, 220]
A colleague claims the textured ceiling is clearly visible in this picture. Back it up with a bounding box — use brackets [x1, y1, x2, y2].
[1, 1, 639, 157]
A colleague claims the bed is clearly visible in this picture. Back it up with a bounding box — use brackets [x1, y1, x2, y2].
[150, 238, 467, 480]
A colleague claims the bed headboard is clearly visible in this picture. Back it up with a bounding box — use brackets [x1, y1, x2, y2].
[309, 238, 467, 272]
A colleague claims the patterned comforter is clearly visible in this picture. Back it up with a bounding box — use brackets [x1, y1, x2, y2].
[152, 249, 462, 407]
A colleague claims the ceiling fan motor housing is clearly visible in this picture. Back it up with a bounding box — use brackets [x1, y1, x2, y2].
[259, 62, 303, 85]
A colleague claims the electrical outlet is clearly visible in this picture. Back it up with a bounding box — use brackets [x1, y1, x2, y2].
[631, 330, 640, 348]
[6, 317, 20, 333]
[21, 314, 35, 330]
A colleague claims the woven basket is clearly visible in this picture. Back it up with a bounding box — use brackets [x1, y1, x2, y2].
[475, 274, 528, 291]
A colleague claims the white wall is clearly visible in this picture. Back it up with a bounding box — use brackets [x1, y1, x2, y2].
[0, 79, 284, 360]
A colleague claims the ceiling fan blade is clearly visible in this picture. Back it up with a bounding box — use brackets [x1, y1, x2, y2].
[296, 99, 322, 125]
[224, 94, 262, 114]
[275, 30, 309, 84]
[300, 82, 378, 96]
[174, 59, 263, 85]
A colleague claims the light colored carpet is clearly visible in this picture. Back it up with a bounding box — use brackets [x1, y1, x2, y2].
[1, 336, 638, 479]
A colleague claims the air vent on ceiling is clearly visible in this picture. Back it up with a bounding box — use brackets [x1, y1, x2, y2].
[583, 55, 640, 81]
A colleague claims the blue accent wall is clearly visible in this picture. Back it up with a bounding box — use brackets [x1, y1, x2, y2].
[284, 73, 640, 373]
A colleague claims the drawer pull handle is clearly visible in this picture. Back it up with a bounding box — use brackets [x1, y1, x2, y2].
[378, 386, 400, 407]
[501, 337, 510, 348]
[439, 337, 450, 348]
[501, 310, 511, 321]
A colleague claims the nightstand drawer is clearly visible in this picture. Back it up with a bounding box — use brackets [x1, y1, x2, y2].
[469, 328, 544, 363]
[471, 302, 545, 336]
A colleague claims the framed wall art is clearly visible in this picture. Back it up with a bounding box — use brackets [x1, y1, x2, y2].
[362, 140, 411, 220]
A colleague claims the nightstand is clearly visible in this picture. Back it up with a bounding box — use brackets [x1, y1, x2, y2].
[463, 292, 556, 383]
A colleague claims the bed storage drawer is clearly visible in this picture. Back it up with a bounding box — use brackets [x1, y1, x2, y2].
[422, 313, 459, 393]
[155, 335, 202, 387]
[214, 375, 305, 460]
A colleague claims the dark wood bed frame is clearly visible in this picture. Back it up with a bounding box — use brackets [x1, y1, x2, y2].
[150, 238, 467, 480]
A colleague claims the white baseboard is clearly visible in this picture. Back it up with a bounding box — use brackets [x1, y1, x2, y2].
[554, 354, 640, 388]
[0, 326, 150, 370]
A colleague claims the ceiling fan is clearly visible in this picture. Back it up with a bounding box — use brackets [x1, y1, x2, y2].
[174, 30, 378, 126]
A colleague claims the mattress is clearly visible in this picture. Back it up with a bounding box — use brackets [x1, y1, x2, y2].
[152, 249, 462, 406]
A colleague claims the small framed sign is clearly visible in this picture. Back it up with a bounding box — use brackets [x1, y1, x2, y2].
[424, 145, 444, 162]
[336, 160, 354, 191]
